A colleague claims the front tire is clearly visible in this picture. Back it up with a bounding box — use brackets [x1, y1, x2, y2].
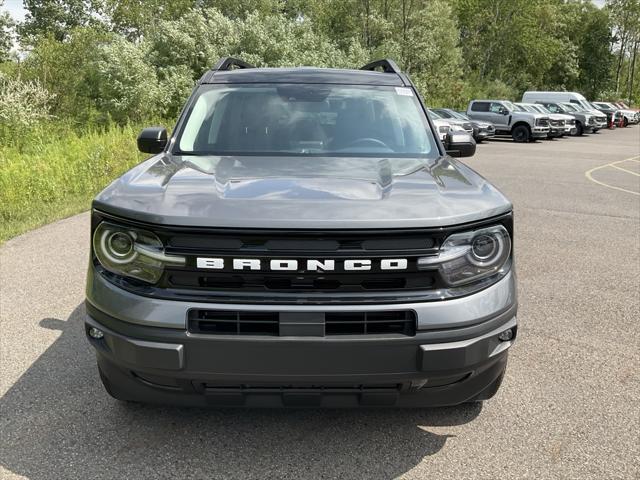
[575, 122, 584, 136]
[512, 125, 530, 143]
[623, 117, 629, 127]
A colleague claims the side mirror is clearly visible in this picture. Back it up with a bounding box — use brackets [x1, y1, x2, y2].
[137, 127, 168, 154]
[445, 132, 476, 158]
[500, 108, 509, 115]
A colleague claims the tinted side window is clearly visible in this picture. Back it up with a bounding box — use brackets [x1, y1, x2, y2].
[471, 102, 490, 112]
[570, 99, 579, 104]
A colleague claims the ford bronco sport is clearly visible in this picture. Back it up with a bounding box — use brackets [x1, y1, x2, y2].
[85, 58, 517, 408]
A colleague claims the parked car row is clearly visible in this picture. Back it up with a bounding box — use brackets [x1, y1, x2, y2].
[431, 91, 638, 144]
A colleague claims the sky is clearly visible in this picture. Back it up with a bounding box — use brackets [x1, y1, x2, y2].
[2, 0, 609, 22]
[4, 0, 25, 22]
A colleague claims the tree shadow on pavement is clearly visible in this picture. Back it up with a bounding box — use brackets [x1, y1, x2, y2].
[0, 304, 482, 480]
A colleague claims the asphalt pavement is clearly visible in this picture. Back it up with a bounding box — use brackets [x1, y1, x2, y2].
[1, 126, 639, 479]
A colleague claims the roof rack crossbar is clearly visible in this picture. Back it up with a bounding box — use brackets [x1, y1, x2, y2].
[212, 57, 255, 72]
[360, 59, 401, 74]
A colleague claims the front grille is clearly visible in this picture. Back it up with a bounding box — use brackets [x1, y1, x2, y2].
[159, 228, 442, 300]
[169, 271, 434, 292]
[188, 310, 279, 335]
[551, 119, 564, 127]
[325, 311, 416, 335]
[93, 210, 513, 304]
[188, 309, 417, 336]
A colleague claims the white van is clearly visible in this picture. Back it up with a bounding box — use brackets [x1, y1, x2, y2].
[522, 91, 607, 131]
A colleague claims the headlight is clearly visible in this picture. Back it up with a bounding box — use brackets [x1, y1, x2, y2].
[438, 125, 450, 133]
[449, 124, 466, 132]
[93, 222, 185, 283]
[417, 225, 511, 286]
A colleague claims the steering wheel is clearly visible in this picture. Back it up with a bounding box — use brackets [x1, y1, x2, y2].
[344, 137, 390, 149]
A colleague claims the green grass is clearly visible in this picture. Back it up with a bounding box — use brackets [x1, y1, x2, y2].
[0, 124, 147, 244]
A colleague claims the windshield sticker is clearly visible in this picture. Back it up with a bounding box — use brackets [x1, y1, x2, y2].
[395, 87, 414, 97]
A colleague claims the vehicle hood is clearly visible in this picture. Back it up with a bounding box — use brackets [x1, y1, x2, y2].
[513, 111, 547, 120]
[444, 118, 470, 127]
[471, 120, 494, 128]
[587, 109, 606, 117]
[94, 154, 512, 229]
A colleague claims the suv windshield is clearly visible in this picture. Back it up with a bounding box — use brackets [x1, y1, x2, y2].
[175, 84, 437, 157]
[546, 103, 566, 113]
[450, 111, 470, 120]
[561, 103, 579, 112]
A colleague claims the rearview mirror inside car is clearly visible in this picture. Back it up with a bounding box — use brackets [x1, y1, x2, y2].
[137, 127, 168, 154]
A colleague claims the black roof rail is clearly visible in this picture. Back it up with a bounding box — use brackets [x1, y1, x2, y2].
[212, 57, 255, 71]
[360, 59, 401, 74]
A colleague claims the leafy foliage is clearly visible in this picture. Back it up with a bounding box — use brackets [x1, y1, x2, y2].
[0, 73, 53, 133]
[0, 0, 14, 62]
[0, 123, 146, 243]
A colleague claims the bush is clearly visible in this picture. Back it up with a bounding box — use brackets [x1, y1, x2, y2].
[0, 123, 147, 243]
[23, 28, 164, 126]
[0, 73, 53, 139]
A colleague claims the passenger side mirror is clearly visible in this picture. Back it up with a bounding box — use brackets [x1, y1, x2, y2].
[445, 132, 476, 158]
[137, 127, 168, 154]
[500, 108, 509, 115]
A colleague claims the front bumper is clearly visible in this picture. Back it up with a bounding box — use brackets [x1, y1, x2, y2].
[476, 128, 495, 140]
[532, 126, 549, 138]
[547, 126, 563, 137]
[86, 268, 517, 407]
[87, 302, 516, 407]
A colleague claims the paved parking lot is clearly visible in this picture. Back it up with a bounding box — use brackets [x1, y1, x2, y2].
[1, 127, 638, 479]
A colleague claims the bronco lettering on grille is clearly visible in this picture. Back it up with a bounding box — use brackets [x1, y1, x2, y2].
[196, 258, 408, 272]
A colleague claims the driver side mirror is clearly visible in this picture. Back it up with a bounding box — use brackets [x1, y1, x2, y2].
[445, 132, 476, 158]
[500, 108, 509, 115]
[137, 127, 168, 154]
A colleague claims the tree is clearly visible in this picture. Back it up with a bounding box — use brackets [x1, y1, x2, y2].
[19, 0, 101, 44]
[608, 0, 640, 94]
[0, 0, 14, 62]
[607, 0, 640, 101]
[23, 28, 163, 124]
[456, 0, 572, 92]
[100, 0, 195, 40]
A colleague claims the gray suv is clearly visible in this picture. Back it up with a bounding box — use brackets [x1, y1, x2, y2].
[467, 99, 550, 142]
[85, 58, 517, 408]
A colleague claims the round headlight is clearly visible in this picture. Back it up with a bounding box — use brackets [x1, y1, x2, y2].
[467, 230, 507, 268]
[93, 222, 185, 284]
[417, 224, 511, 286]
[97, 227, 138, 265]
[108, 232, 134, 258]
[471, 234, 498, 260]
